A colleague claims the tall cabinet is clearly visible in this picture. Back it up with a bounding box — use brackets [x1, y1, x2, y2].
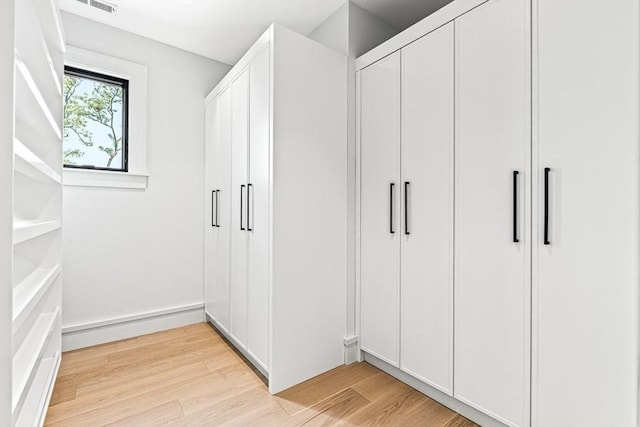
[454, 1, 530, 425]
[359, 21, 454, 394]
[359, 51, 401, 368]
[0, 0, 64, 425]
[204, 24, 347, 394]
[205, 86, 232, 332]
[357, 0, 639, 425]
[532, 1, 639, 425]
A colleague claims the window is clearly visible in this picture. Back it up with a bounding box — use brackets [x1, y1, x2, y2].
[63, 46, 148, 189]
[63, 66, 129, 172]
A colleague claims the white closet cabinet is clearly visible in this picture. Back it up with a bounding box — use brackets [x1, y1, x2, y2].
[400, 22, 454, 395]
[227, 49, 270, 368]
[359, 22, 454, 393]
[358, 0, 640, 425]
[229, 69, 250, 348]
[454, 1, 530, 426]
[204, 86, 231, 332]
[0, 0, 64, 425]
[246, 48, 270, 368]
[204, 96, 216, 320]
[359, 51, 401, 367]
[532, 1, 639, 425]
[204, 24, 346, 394]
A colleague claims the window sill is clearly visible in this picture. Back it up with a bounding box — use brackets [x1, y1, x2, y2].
[63, 168, 149, 189]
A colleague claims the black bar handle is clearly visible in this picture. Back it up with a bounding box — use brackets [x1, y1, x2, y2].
[544, 168, 550, 245]
[240, 185, 246, 231]
[404, 181, 410, 235]
[211, 190, 218, 227]
[513, 171, 519, 243]
[390, 183, 395, 234]
[215, 190, 220, 227]
[247, 184, 253, 231]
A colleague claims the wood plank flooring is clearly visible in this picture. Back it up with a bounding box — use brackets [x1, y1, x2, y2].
[46, 323, 477, 426]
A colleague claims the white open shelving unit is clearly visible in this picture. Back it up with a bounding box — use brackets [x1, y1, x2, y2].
[1, 0, 64, 426]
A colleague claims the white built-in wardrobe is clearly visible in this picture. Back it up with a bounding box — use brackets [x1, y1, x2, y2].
[357, 0, 639, 426]
[204, 24, 347, 394]
[0, 0, 64, 426]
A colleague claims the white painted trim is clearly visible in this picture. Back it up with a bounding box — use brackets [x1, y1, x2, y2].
[356, 0, 489, 70]
[344, 335, 359, 365]
[62, 304, 204, 351]
[354, 69, 363, 364]
[205, 312, 269, 379]
[364, 352, 508, 427]
[63, 167, 149, 189]
[343, 335, 358, 346]
[0, 3, 15, 423]
[63, 303, 204, 333]
[64, 45, 148, 176]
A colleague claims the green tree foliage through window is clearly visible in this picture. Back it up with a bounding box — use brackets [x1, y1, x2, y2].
[63, 67, 128, 171]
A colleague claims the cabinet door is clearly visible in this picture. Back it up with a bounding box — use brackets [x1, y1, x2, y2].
[454, 1, 530, 426]
[216, 87, 232, 332]
[533, 2, 639, 426]
[359, 51, 401, 366]
[400, 22, 454, 394]
[229, 70, 249, 347]
[204, 98, 218, 319]
[247, 47, 270, 370]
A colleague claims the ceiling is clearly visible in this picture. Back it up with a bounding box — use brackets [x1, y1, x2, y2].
[58, 0, 453, 66]
[58, 0, 346, 65]
[351, 0, 453, 31]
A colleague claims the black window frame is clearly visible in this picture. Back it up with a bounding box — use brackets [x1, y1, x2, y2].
[63, 65, 130, 173]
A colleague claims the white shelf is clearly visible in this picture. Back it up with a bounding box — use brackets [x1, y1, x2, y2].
[15, 0, 62, 101]
[14, 118, 59, 171]
[12, 308, 59, 412]
[13, 351, 60, 427]
[5, 1, 63, 425]
[14, 138, 61, 185]
[32, 0, 65, 56]
[14, 53, 62, 141]
[13, 220, 61, 245]
[13, 265, 61, 333]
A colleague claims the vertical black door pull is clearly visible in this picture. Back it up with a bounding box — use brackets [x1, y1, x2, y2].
[247, 184, 253, 231]
[240, 185, 246, 231]
[513, 171, 519, 243]
[404, 182, 410, 235]
[211, 190, 218, 227]
[544, 168, 550, 245]
[390, 183, 395, 234]
[215, 190, 220, 227]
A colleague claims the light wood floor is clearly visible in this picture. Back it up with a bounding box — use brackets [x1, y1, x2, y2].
[46, 323, 477, 426]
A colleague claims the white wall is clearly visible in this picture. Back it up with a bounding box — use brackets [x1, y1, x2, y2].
[308, 3, 349, 55]
[308, 1, 397, 363]
[60, 12, 230, 347]
[349, 3, 398, 57]
[308, 1, 397, 56]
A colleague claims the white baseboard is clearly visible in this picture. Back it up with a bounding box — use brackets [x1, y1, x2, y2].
[363, 352, 508, 427]
[62, 304, 204, 351]
[344, 335, 359, 365]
